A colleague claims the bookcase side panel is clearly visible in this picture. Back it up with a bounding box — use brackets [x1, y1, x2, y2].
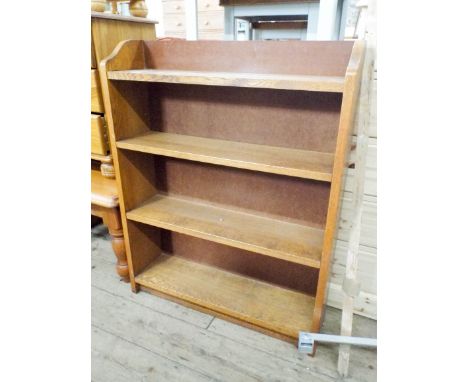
[312, 41, 366, 332]
[109, 81, 153, 141]
[127, 220, 162, 277]
[99, 39, 154, 289]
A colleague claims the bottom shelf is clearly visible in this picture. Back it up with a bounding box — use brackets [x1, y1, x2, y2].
[135, 254, 315, 338]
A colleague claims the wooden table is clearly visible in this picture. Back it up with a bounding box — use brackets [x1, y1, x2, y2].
[91, 12, 157, 280]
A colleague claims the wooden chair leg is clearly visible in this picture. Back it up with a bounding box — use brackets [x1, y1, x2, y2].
[102, 207, 129, 282]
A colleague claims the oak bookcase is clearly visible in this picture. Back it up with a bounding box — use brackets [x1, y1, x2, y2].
[99, 39, 364, 344]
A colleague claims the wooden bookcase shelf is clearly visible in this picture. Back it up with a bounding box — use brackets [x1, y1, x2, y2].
[136, 254, 316, 338]
[127, 194, 324, 267]
[117, 132, 334, 181]
[100, 39, 364, 344]
[107, 69, 346, 93]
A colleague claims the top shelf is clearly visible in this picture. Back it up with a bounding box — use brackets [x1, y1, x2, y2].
[107, 69, 345, 93]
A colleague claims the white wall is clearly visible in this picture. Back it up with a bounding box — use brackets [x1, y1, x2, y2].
[146, 0, 165, 37]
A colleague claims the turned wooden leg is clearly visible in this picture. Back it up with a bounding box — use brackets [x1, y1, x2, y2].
[102, 207, 129, 282]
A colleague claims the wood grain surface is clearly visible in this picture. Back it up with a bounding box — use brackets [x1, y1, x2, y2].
[99, 39, 365, 340]
[92, 223, 377, 382]
[135, 254, 316, 338]
[108, 69, 345, 93]
[127, 194, 324, 267]
[117, 131, 334, 181]
[91, 69, 105, 113]
[91, 115, 108, 155]
[312, 40, 366, 333]
[91, 169, 119, 208]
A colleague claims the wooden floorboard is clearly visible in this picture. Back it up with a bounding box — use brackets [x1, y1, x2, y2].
[91, 224, 376, 382]
[92, 287, 337, 382]
[92, 231, 213, 329]
[92, 348, 142, 382]
[92, 326, 215, 382]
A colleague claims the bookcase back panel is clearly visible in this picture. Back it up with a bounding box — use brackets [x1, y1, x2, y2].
[149, 84, 342, 153]
[154, 157, 330, 227]
[143, 40, 354, 77]
[161, 230, 319, 295]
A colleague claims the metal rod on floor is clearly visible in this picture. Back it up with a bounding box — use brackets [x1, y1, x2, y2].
[298, 332, 377, 354]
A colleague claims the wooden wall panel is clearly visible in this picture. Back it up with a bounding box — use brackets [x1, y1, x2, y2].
[331, 240, 376, 295]
[353, 78, 377, 138]
[326, 282, 377, 319]
[329, 176, 377, 318]
[344, 137, 377, 196]
[329, 10, 377, 318]
[337, 192, 376, 248]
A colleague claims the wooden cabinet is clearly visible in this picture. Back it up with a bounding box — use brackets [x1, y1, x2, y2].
[91, 69, 105, 113]
[91, 12, 157, 282]
[198, 30, 224, 40]
[198, 0, 223, 12]
[197, 0, 224, 39]
[163, 0, 185, 14]
[91, 12, 157, 176]
[99, 39, 364, 346]
[91, 115, 108, 155]
[162, 0, 224, 40]
[164, 14, 187, 36]
[162, 0, 186, 37]
[198, 10, 224, 30]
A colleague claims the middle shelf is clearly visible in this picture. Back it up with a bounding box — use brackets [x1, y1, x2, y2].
[116, 132, 334, 181]
[126, 194, 324, 268]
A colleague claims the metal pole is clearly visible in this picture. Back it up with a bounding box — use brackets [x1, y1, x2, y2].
[298, 332, 377, 354]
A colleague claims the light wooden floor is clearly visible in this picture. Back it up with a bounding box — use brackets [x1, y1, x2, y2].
[92, 224, 377, 382]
